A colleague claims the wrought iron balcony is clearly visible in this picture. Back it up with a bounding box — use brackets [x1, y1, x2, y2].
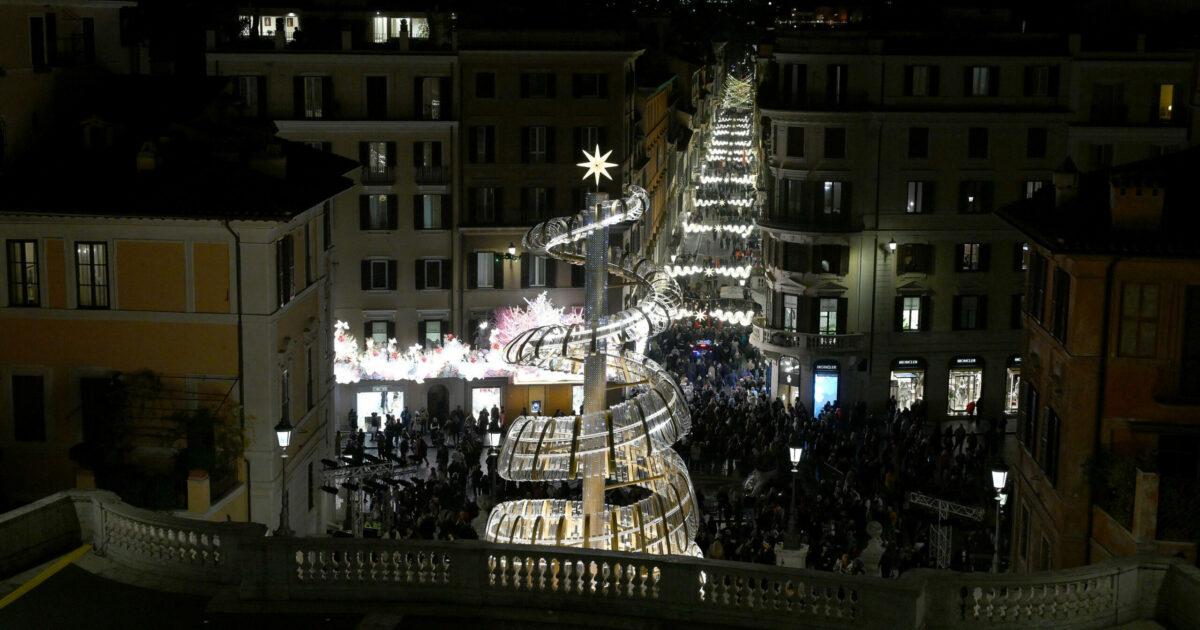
[361, 166, 395, 185]
[415, 165, 450, 185]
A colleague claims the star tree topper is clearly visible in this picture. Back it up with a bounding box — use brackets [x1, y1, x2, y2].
[577, 145, 617, 188]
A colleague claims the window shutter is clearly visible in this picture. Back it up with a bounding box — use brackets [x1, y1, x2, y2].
[432, 142, 442, 166]
[321, 77, 333, 114]
[521, 127, 530, 163]
[521, 188, 530, 216]
[1023, 67, 1034, 96]
[838, 246, 850, 275]
[952, 295, 963, 330]
[441, 259, 452, 289]
[361, 261, 371, 290]
[364, 321, 371, 342]
[387, 260, 397, 290]
[572, 127, 583, 156]
[1047, 66, 1059, 97]
[917, 244, 932, 272]
[418, 320, 427, 344]
[988, 66, 999, 96]
[929, 66, 940, 95]
[415, 261, 425, 290]
[520, 253, 530, 288]
[386, 321, 395, 340]
[545, 127, 556, 163]
[439, 77, 451, 113]
[894, 296, 904, 331]
[980, 244, 991, 271]
[412, 141, 421, 167]
[414, 77, 423, 118]
[468, 127, 478, 164]
[413, 195, 423, 230]
[925, 182, 936, 213]
[386, 195, 398, 229]
[485, 127, 495, 162]
[494, 255, 504, 289]
[808, 297, 821, 334]
[963, 68, 973, 96]
[293, 77, 305, 117]
[1011, 295, 1023, 329]
[358, 142, 368, 170]
[598, 74, 608, 97]
[954, 244, 965, 271]
[467, 189, 477, 223]
[841, 183, 852, 214]
[903, 66, 914, 95]
[468, 253, 479, 289]
[983, 182, 995, 211]
[920, 296, 932, 331]
[546, 260, 558, 287]
[836, 297, 848, 333]
[547, 73, 557, 97]
[359, 196, 370, 229]
[572, 73, 582, 97]
[520, 73, 530, 98]
[977, 295, 989, 330]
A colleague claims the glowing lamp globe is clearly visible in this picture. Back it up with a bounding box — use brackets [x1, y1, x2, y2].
[991, 467, 1008, 491]
[274, 417, 293, 455]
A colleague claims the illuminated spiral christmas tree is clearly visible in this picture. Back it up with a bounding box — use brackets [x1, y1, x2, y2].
[484, 147, 700, 556]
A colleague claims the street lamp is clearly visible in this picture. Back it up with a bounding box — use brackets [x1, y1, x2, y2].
[501, 242, 519, 261]
[274, 417, 294, 537]
[486, 424, 503, 500]
[787, 442, 804, 540]
[991, 464, 1008, 573]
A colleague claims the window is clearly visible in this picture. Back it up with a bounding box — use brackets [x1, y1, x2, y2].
[362, 141, 392, 182]
[576, 126, 601, 157]
[959, 181, 994, 213]
[956, 243, 988, 272]
[475, 72, 495, 98]
[7, 240, 39, 306]
[1119, 284, 1159, 357]
[968, 66, 996, 96]
[1093, 143, 1114, 170]
[521, 72, 555, 98]
[786, 127, 804, 158]
[900, 296, 922, 331]
[529, 255, 547, 287]
[280, 369, 290, 424]
[1091, 83, 1125, 124]
[322, 201, 332, 251]
[947, 362, 983, 415]
[12, 374, 45, 442]
[907, 127, 929, 159]
[526, 126, 549, 163]
[474, 187, 497, 222]
[1040, 408, 1061, 485]
[423, 320, 443, 349]
[783, 294, 798, 331]
[954, 295, 987, 330]
[1011, 294, 1025, 329]
[362, 194, 391, 230]
[1014, 242, 1029, 271]
[367, 320, 391, 346]
[471, 126, 495, 163]
[1024, 180, 1046, 199]
[75, 242, 109, 309]
[1027, 254, 1048, 323]
[29, 16, 46, 68]
[572, 73, 606, 98]
[1024, 66, 1055, 97]
[524, 187, 551, 222]
[422, 259, 443, 289]
[813, 245, 846, 274]
[307, 461, 314, 511]
[1027, 127, 1048, 158]
[896, 243, 932, 274]
[824, 127, 846, 158]
[818, 298, 838, 335]
[417, 77, 445, 120]
[1018, 503, 1030, 560]
[370, 16, 389, 42]
[413, 140, 442, 169]
[476, 252, 495, 288]
[822, 182, 845, 214]
[1050, 268, 1070, 342]
[304, 224, 313, 286]
[906, 181, 931, 213]
[781, 179, 804, 217]
[365, 76, 387, 119]
[361, 259, 396, 291]
[826, 64, 847, 106]
[417, 195, 444, 230]
[967, 127, 988, 159]
[781, 63, 807, 106]
[306, 345, 314, 411]
[235, 76, 262, 117]
[1020, 381, 1040, 451]
[904, 65, 937, 96]
[1005, 367, 1021, 415]
[1157, 84, 1175, 122]
[302, 76, 324, 118]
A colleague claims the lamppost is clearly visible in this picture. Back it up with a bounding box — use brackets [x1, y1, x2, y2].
[486, 423, 502, 501]
[274, 417, 294, 538]
[787, 442, 804, 540]
[991, 464, 1008, 573]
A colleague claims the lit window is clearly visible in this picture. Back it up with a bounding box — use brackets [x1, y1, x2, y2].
[959, 243, 983, 271]
[1119, 283, 1158, 357]
[530, 256, 547, 287]
[370, 321, 389, 346]
[6, 240, 39, 306]
[901, 296, 921, 331]
[818, 298, 838, 335]
[528, 126, 547, 163]
[420, 195, 443, 229]
[303, 77, 323, 119]
[970, 66, 991, 96]
[367, 141, 388, 174]
[822, 181, 844, 214]
[1024, 180, 1045, 199]
[424, 320, 442, 349]
[906, 181, 927, 213]
[783, 294, 798, 331]
[1158, 84, 1175, 121]
[476, 252, 494, 288]
[367, 195, 389, 230]
[75, 242, 109, 309]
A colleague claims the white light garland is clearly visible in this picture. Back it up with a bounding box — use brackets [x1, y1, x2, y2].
[671, 307, 755, 326]
[695, 197, 755, 207]
[683, 222, 755, 236]
[699, 174, 755, 185]
[667, 264, 753, 279]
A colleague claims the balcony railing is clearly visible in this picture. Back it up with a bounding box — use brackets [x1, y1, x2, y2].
[751, 320, 864, 354]
[361, 166, 395, 185]
[2, 490, 1198, 629]
[415, 165, 450, 185]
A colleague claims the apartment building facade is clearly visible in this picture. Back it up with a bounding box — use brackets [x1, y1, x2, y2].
[1001, 149, 1200, 571]
[754, 29, 1195, 423]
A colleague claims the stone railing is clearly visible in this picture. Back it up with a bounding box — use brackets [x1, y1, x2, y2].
[751, 321, 865, 355]
[4, 489, 1198, 629]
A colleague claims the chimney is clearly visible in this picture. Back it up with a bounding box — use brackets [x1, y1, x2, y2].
[1110, 174, 1164, 231]
[1052, 157, 1079, 207]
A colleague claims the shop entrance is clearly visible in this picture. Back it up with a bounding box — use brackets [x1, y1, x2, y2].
[813, 360, 839, 414]
[1005, 356, 1021, 415]
[427, 384, 449, 423]
[356, 389, 403, 431]
[889, 358, 926, 411]
[471, 386, 502, 418]
[779, 356, 801, 407]
[947, 356, 983, 416]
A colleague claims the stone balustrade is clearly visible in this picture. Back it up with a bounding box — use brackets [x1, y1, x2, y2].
[3, 489, 1196, 629]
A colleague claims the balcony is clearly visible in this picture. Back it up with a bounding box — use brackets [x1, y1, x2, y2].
[361, 166, 395, 185]
[751, 319, 864, 356]
[1, 489, 1195, 629]
[415, 165, 450, 185]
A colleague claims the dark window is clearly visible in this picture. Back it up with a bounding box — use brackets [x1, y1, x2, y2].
[1040, 408, 1060, 485]
[896, 243, 932, 274]
[366, 76, 387, 119]
[306, 345, 314, 410]
[904, 65, 939, 96]
[967, 127, 988, 159]
[1024, 66, 1058, 97]
[955, 243, 989, 272]
[520, 72, 556, 98]
[1027, 254, 1048, 323]
[361, 259, 396, 291]
[571, 73, 607, 98]
[907, 127, 929, 159]
[304, 224, 313, 286]
[322, 200, 332, 250]
[1019, 381, 1039, 453]
[959, 181, 994, 213]
[813, 245, 848, 275]
[12, 374, 45, 442]
[906, 181, 932, 213]
[75, 242, 109, 309]
[7, 240, 39, 306]
[1050, 267, 1070, 342]
[475, 72, 495, 98]
[780, 63, 807, 106]
[786, 127, 804, 158]
[275, 235, 294, 307]
[1181, 287, 1200, 396]
[234, 76, 265, 117]
[966, 66, 998, 96]
[29, 17, 46, 68]
[824, 127, 846, 159]
[359, 194, 397, 230]
[1027, 127, 1048, 158]
[470, 126, 495, 164]
[1011, 294, 1024, 329]
[953, 295, 988, 330]
[1119, 283, 1159, 357]
[826, 64, 848, 106]
[307, 461, 314, 511]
